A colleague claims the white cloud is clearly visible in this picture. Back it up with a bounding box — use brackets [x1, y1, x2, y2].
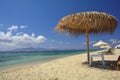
[20, 25, 27, 29]
[0, 25, 46, 51]
[31, 33, 35, 37]
[16, 32, 24, 36]
[7, 25, 27, 33]
[7, 25, 18, 32]
[110, 39, 120, 45]
[0, 32, 12, 41]
[12, 33, 46, 46]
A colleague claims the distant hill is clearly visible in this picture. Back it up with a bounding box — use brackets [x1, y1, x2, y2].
[0, 47, 85, 52]
[13, 47, 59, 51]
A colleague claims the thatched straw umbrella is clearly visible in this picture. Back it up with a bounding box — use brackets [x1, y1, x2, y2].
[55, 11, 118, 64]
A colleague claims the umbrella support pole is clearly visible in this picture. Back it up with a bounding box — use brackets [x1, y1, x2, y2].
[86, 28, 90, 64]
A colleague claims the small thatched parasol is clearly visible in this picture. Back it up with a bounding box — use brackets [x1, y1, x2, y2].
[55, 11, 118, 64]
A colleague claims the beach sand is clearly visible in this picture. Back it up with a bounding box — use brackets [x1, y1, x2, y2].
[0, 49, 120, 80]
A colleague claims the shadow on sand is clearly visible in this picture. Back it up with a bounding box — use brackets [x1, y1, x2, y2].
[82, 60, 117, 70]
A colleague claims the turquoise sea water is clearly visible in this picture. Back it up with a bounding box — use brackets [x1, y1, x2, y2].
[0, 50, 87, 68]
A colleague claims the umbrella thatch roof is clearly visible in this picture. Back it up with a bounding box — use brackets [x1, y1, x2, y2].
[55, 11, 118, 35]
[55, 11, 118, 64]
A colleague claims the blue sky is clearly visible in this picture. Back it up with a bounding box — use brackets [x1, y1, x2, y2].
[0, 0, 120, 51]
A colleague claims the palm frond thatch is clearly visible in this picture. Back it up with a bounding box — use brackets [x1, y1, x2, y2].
[54, 11, 118, 64]
[55, 11, 118, 35]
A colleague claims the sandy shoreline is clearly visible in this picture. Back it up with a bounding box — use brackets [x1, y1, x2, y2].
[0, 53, 83, 72]
[0, 49, 120, 80]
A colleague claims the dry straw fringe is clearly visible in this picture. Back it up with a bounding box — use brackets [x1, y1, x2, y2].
[55, 11, 118, 35]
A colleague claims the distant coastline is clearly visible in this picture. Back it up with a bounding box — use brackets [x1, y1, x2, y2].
[0, 47, 99, 52]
